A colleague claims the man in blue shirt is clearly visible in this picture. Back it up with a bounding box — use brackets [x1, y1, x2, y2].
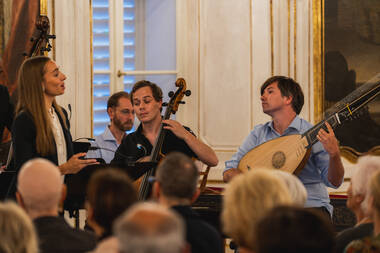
[224, 76, 344, 216]
[87, 91, 134, 163]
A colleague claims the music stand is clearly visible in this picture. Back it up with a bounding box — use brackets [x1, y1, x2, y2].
[73, 142, 91, 154]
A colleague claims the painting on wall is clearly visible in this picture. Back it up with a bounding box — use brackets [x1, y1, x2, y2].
[318, 0, 380, 157]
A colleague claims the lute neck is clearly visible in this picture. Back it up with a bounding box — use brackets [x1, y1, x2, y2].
[302, 114, 341, 149]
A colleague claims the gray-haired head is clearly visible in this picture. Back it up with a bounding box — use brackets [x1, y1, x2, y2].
[17, 158, 62, 217]
[156, 152, 199, 200]
[0, 201, 39, 253]
[114, 202, 186, 253]
[351, 155, 380, 215]
[273, 170, 307, 206]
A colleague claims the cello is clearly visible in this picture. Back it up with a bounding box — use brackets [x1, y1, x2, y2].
[138, 78, 191, 200]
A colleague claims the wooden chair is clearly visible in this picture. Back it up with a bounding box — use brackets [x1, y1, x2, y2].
[198, 165, 220, 194]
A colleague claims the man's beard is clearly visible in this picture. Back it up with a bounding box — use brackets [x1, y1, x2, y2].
[113, 116, 133, 132]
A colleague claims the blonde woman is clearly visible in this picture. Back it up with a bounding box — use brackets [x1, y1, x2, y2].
[0, 201, 39, 253]
[345, 170, 380, 252]
[10, 56, 97, 195]
[222, 169, 293, 253]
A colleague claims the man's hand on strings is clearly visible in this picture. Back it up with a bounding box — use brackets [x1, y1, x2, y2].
[162, 119, 190, 140]
[317, 122, 340, 157]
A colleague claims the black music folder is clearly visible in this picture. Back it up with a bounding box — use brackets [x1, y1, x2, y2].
[64, 161, 157, 210]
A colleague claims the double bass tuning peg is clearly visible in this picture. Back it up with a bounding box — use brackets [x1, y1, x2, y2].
[168, 90, 191, 97]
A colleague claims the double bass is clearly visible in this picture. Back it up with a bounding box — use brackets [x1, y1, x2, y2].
[27, 6, 56, 58]
[138, 78, 191, 200]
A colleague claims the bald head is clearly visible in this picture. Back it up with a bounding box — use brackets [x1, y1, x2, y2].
[115, 202, 185, 253]
[17, 158, 62, 217]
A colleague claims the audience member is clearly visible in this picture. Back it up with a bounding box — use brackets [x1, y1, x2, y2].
[273, 170, 307, 206]
[336, 155, 380, 253]
[345, 170, 380, 252]
[86, 168, 137, 241]
[114, 202, 189, 253]
[153, 152, 223, 253]
[0, 201, 38, 253]
[255, 206, 335, 253]
[16, 158, 96, 253]
[222, 169, 292, 253]
[86, 91, 134, 163]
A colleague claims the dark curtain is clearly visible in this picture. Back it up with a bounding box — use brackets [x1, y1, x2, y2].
[0, 0, 39, 143]
[0, 0, 39, 94]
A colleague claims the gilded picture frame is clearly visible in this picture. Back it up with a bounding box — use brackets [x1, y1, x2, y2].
[313, 0, 380, 162]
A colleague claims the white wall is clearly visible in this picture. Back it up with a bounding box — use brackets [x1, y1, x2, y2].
[52, 0, 351, 190]
[176, 0, 316, 183]
[52, 0, 92, 140]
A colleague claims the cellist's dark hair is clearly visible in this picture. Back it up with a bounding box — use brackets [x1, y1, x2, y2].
[131, 80, 163, 103]
[260, 76, 304, 115]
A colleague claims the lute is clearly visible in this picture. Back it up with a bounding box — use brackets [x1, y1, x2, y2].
[238, 73, 380, 174]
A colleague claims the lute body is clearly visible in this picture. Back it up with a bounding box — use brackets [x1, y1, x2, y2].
[238, 134, 311, 174]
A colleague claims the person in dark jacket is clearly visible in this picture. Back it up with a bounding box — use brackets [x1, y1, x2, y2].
[16, 158, 96, 253]
[9, 56, 97, 196]
[153, 152, 224, 253]
[86, 168, 138, 242]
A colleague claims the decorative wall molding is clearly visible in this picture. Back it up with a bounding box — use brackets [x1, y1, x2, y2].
[52, 1, 348, 184]
[177, 0, 315, 181]
[53, 0, 92, 139]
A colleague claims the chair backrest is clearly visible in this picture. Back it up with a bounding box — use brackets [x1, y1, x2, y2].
[199, 166, 210, 193]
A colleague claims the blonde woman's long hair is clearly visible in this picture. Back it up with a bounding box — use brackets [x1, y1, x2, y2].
[0, 201, 39, 253]
[16, 56, 67, 156]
